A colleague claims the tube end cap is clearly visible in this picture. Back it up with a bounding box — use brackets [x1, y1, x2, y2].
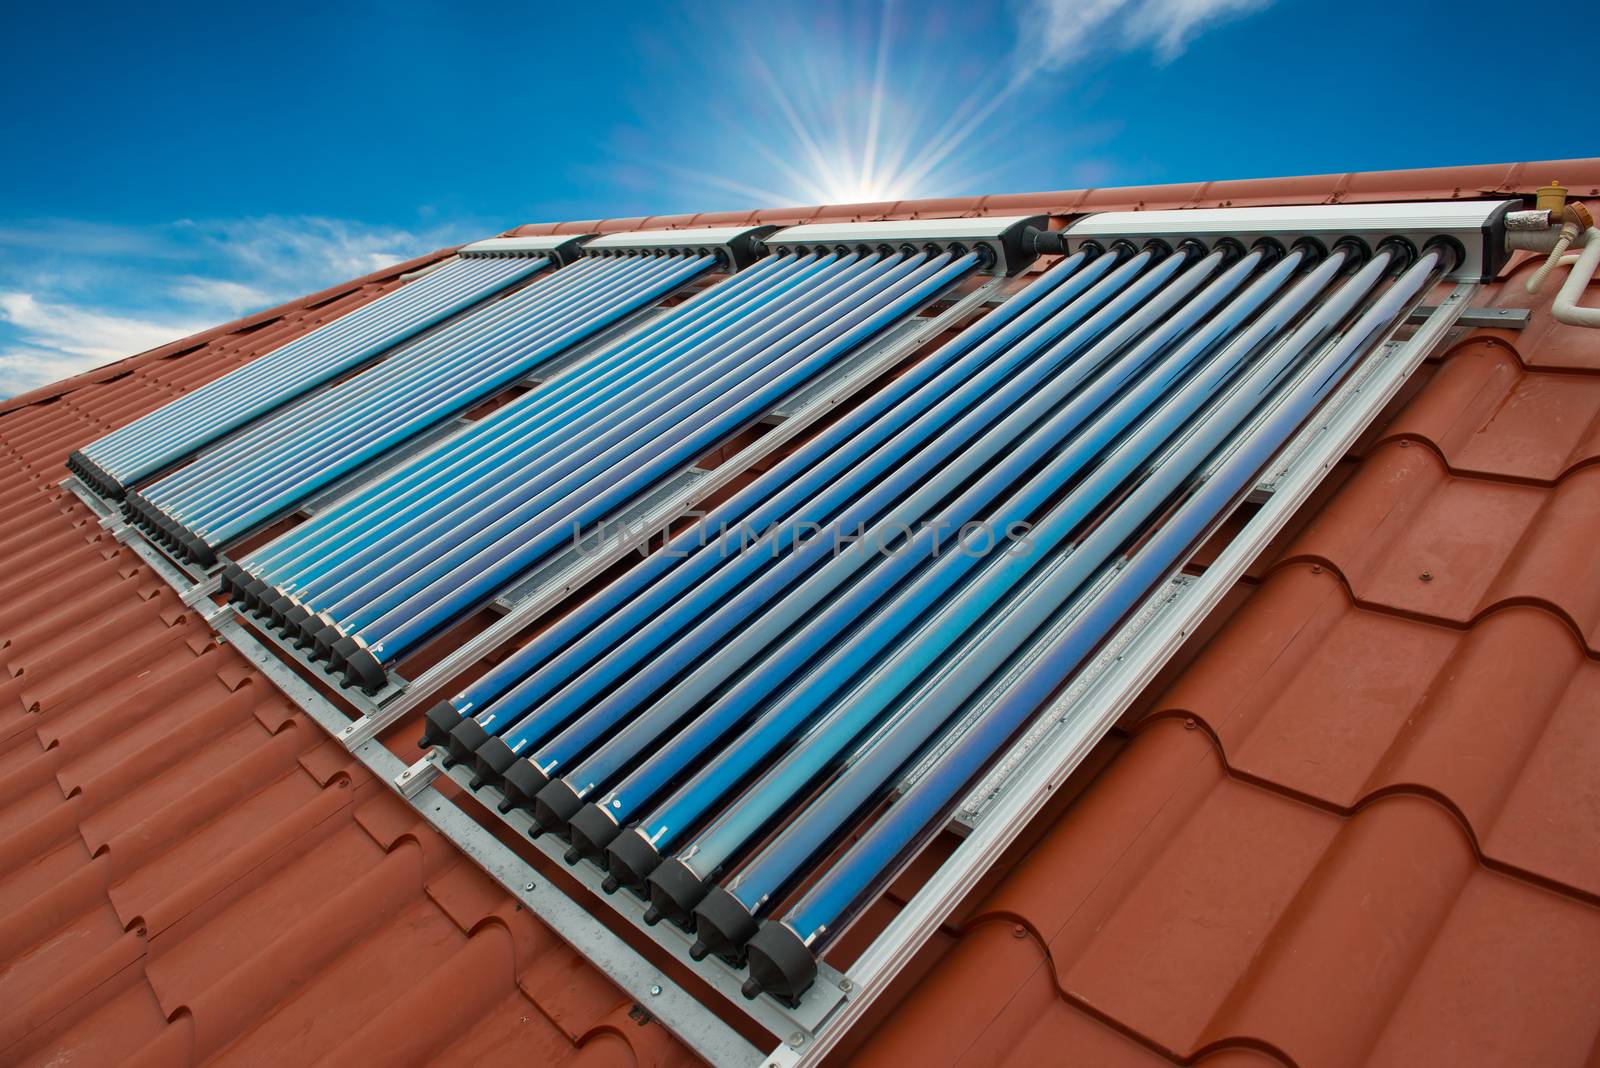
[419, 701, 462, 750]
[691, 886, 758, 966]
[606, 831, 662, 899]
[472, 735, 518, 787]
[266, 594, 295, 629]
[645, 857, 707, 930]
[744, 921, 817, 1006]
[445, 716, 490, 765]
[328, 635, 360, 671]
[341, 647, 386, 695]
[532, 779, 584, 839]
[241, 578, 270, 616]
[282, 605, 311, 635]
[567, 804, 621, 865]
[499, 759, 549, 815]
[181, 529, 218, 568]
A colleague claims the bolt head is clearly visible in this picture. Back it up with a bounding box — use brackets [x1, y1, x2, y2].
[650, 984, 662, 996]
[523, 882, 535, 892]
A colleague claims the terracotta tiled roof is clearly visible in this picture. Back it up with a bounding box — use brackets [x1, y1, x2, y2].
[2, 158, 1597, 1066]
[0, 285, 696, 1066]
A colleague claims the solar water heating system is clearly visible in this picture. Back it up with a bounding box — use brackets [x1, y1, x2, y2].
[59, 201, 1520, 1066]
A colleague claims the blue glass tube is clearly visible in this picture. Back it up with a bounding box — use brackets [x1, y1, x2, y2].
[479, 246, 1155, 766]
[247, 253, 796, 570]
[82, 255, 544, 486]
[354, 252, 977, 667]
[515, 247, 1191, 790]
[651, 244, 1328, 887]
[253, 252, 813, 593]
[145, 255, 711, 545]
[579, 245, 1258, 831]
[758, 246, 1448, 990]
[715, 245, 1385, 930]
[185, 255, 713, 542]
[94, 257, 511, 469]
[144, 256, 631, 505]
[299, 253, 872, 615]
[429, 249, 1106, 739]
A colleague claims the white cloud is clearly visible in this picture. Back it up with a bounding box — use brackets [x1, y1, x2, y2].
[170, 276, 274, 315]
[0, 214, 477, 400]
[183, 215, 439, 296]
[1018, 0, 1273, 73]
[0, 292, 208, 395]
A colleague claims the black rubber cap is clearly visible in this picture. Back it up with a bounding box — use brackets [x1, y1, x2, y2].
[500, 758, 549, 816]
[181, 528, 217, 568]
[154, 514, 180, 548]
[243, 578, 272, 616]
[312, 624, 343, 661]
[282, 605, 311, 636]
[473, 736, 519, 799]
[605, 829, 663, 899]
[219, 564, 245, 597]
[418, 700, 463, 750]
[328, 635, 361, 671]
[744, 922, 817, 1006]
[70, 450, 126, 500]
[691, 886, 759, 965]
[567, 803, 621, 865]
[445, 716, 490, 766]
[533, 779, 585, 839]
[296, 612, 325, 649]
[68, 450, 118, 498]
[646, 857, 709, 931]
[266, 594, 295, 630]
[342, 647, 387, 694]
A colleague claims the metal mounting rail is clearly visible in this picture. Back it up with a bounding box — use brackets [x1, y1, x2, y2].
[406, 754, 853, 1052]
[62, 475, 229, 619]
[202, 611, 765, 1068]
[761, 284, 1479, 1068]
[334, 273, 1010, 754]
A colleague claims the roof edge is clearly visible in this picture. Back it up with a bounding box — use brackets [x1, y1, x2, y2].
[501, 156, 1600, 238]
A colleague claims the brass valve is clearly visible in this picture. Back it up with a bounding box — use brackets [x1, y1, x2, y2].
[1536, 180, 1569, 216]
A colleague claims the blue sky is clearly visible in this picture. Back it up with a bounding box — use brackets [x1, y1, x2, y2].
[0, 0, 1589, 397]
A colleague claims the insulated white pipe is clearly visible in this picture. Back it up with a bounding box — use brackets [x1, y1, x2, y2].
[1552, 227, 1600, 328]
[1524, 224, 1581, 294]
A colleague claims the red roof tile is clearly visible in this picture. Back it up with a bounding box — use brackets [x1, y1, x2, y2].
[2, 158, 1597, 1066]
